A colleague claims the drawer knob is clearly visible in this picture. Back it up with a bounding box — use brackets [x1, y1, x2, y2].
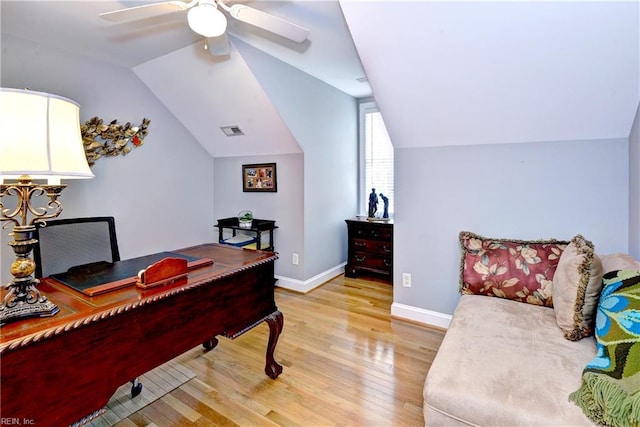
[354, 242, 366, 248]
[355, 255, 366, 262]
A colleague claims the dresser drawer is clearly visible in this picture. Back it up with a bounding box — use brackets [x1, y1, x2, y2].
[352, 238, 392, 255]
[350, 251, 392, 271]
[350, 224, 392, 241]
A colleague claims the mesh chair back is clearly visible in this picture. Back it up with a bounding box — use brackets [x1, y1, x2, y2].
[34, 217, 120, 278]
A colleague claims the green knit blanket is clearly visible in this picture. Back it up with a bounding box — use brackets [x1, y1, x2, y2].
[570, 269, 640, 427]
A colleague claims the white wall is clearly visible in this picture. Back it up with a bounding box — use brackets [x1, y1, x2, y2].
[630, 103, 640, 259]
[213, 154, 305, 280]
[394, 138, 629, 316]
[233, 38, 358, 280]
[1, 35, 214, 283]
[341, 1, 639, 148]
[132, 40, 302, 158]
[341, 0, 638, 325]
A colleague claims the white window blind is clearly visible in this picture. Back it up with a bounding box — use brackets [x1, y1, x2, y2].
[360, 101, 394, 217]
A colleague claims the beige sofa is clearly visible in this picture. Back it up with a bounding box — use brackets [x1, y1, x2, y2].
[423, 249, 640, 426]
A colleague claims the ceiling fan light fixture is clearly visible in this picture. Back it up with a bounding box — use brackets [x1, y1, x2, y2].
[188, 1, 227, 38]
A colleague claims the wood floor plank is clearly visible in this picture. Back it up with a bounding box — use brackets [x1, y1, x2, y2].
[121, 274, 444, 426]
[159, 393, 201, 423]
[170, 384, 240, 427]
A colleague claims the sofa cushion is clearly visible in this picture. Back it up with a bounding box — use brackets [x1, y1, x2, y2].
[424, 295, 597, 426]
[459, 231, 568, 306]
[553, 235, 604, 341]
[600, 253, 640, 274]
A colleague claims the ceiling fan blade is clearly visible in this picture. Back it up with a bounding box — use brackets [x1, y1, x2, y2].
[225, 4, 309, 43]
[99, 1, 193, 22]
[207, 34, 230, 56]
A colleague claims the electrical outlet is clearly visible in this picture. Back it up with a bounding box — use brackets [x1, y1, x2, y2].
[292, 253, 299, 265]
[402, 273, 412, 287]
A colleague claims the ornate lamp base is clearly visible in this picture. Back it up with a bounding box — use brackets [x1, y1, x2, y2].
[0, 222, 60, 324]
[1, 176, 68, 324]
[1, 274, 60, 324]
[0, 290, 59, 324]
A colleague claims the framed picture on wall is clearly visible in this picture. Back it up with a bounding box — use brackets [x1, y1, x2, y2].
[242, 163, 277, 192]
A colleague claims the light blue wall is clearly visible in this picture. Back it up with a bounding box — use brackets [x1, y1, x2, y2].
[394, 138, 629, 315]
[630, 102, 640, 259]
[0, 34, 357, 286]
[233, 38, 358, 279]
[4, 24, 633, 324]
[0, 36, 214, 283]
[213, 153, 304, 280]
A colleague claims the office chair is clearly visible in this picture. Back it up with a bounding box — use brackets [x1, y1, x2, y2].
[33, 216, 142, 397]
[33, 216, 120, 279]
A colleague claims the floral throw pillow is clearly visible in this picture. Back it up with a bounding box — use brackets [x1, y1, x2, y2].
[459, 231, 569, 307]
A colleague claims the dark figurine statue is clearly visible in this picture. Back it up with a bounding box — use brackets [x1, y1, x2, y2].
[368, 188, 378, 218]
[380, 193, 389, 219]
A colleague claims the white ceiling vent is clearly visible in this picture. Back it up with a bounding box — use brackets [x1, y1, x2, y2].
[356, 76, 368, 83]
[220, 125, 244, 136]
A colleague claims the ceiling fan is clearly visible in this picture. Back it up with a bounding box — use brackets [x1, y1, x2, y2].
[100, 0, 310, 54]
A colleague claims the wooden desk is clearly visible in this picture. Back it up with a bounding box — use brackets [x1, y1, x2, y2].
[0, 244, 282, 426]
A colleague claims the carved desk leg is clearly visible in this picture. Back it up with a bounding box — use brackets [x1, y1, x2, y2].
[264, 310, 284, 379]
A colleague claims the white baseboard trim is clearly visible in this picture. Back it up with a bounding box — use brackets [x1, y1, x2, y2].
[276, 263, 345, 294]
[391, 302, 452, 330]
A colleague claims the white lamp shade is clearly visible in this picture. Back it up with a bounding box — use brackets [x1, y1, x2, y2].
[0, 88, 94, 182]
[188, 2, 227, 38]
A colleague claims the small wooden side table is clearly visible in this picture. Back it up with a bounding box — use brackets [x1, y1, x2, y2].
[216, 217, 278, 251]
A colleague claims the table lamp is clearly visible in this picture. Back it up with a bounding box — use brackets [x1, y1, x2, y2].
[0, 88, 94, 324]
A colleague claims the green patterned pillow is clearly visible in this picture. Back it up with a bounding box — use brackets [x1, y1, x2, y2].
[569, 269, 640, 427]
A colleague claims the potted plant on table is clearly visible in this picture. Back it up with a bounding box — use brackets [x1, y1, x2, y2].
[238, 210, 253, 228]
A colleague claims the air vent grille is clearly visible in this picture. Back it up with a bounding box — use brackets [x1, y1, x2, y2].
[220, 125, 244, 136]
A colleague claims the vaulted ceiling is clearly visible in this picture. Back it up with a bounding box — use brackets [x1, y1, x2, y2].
[2, 1, 638, 157]
[342, 1, 639, 148]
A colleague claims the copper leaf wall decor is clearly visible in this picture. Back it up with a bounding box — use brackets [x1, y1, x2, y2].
[81, 117, 150, 166]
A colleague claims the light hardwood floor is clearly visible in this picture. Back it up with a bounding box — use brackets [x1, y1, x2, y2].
[116, 274, 445, 427]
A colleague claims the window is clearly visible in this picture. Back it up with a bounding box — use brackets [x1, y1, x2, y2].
[360, 101, 394, 217]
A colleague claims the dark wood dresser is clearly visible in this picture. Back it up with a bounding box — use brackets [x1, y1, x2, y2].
[345, 218, 393, 283]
